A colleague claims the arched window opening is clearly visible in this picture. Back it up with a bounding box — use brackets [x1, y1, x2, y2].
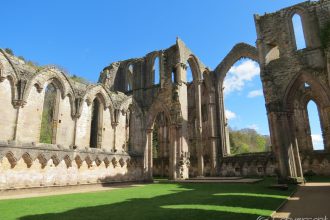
[223, 58, 270, 155]
[307, 100, 324, 150]
[90, 98, 102, 148]
[152, 112, 169, 178]
[153, 57, 160, 85]
[171, 71, 176, 84]
[265, 46, 280, 65]
[292, 14, 306, 50]
[40, 83, 59, 144]
[186, 63, 193, 83]
[126, 64, 133, 92]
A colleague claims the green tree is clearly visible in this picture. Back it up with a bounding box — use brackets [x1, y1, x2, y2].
[229, 127, 270, 155]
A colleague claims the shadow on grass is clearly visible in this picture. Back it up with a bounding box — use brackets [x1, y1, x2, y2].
[305, 175, 330, 183]
[17, 179, 294, 220]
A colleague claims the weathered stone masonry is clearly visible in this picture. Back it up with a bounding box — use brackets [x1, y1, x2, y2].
[0, 0, 329, 189]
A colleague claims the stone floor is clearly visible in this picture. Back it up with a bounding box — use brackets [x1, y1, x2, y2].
[0, 182, 145, 200]
[272, 182, 330, 219]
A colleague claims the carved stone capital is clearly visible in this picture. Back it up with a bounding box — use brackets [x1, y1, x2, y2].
[175, 62, 187, 70]
[86, 98, 92, 106]
[12, 100, 26, 109]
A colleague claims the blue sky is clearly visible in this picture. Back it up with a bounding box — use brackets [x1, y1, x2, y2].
[1, 0, 323, 149]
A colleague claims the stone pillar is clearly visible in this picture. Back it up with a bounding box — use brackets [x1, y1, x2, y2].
[217, 82, 228, 156]
[12, 100, 24, 141]
[169, 124, 177, 180]
[195, 79, 204, 177]
[292, 137, 303, 178]
[268, 111, 291, 180]
[144, 129, 153, 180]
[112, 122, 118, 152]
[173, 63, 190, 179]
[208, 91, 218, 176]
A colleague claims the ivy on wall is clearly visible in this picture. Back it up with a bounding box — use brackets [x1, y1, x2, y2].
[321, 22, 330, 49]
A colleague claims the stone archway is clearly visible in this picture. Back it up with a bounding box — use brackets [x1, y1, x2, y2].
[144, 101, 176, 180]
[275, 72, 330, 181]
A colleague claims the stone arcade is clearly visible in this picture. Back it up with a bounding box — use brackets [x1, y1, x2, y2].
[0, 0, 330, 189]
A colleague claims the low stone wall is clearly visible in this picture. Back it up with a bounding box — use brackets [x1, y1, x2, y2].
[219, 152, 277, 177]
[0, 142, 144, 190]
[300, 151, 330, 176]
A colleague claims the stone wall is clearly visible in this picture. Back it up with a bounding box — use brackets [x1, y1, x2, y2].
[253, 0, 330, 181]
[0, 50, 146, 189]
[1, 0, 329, 189]
[0, 142, 143, 189]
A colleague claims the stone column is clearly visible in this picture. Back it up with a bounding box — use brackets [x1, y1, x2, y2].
[112, 122, 118, 152]
[169, 124, 177, 180]
[268, 111, 291, 180]
[195, 79, 204, 177]
[173, 63, 190, 179]
[144, 129, 153, 180]
[208, 91, 218, 176]
[12, 100, 25, 142]
[217, 82, 228, 157]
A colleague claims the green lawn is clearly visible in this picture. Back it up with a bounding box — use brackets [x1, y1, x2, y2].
[0, 178, 295, 220]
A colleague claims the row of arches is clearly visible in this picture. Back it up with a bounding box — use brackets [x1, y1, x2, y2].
[123, 52, 207, 93]
[0, 64, 143, 152]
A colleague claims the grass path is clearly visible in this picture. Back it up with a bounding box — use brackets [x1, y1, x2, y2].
[0, 178, 295, 220]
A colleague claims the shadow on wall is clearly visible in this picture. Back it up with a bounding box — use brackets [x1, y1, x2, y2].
[16, 179, 295, 220]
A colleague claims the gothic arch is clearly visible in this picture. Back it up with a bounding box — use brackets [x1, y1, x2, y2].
[186, 54, 203, 81]
[285, 5, 321, 49]
[79, 84, 114, 120]
[283, 71, 330, 109]
[214, 43, 259, 83]
[0, 49, 20, 82]
[146, 99, 172, 130]
[23, 67, 75, 103]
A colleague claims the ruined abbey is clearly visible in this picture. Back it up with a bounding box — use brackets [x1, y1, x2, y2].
[0, 0, 329, 189]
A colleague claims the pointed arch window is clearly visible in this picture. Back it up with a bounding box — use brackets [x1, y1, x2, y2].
[153, 57, 161, 85]
[90, 97, 103, 148]
[40, 83, 60, 144]
[307, 100, 324, 150]
[126, 64, 133, 92]
[292, 14, 306, 50]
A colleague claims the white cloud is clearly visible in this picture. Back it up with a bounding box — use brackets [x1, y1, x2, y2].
[311, 134, 324, 150]
[247, 89, 263, 98]
[224, 60, 260, 96]
[248, 124, 259, 131]
[225, 109, 236, 120]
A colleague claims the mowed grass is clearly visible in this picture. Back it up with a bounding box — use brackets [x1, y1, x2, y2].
[0, 178, 295, 220]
